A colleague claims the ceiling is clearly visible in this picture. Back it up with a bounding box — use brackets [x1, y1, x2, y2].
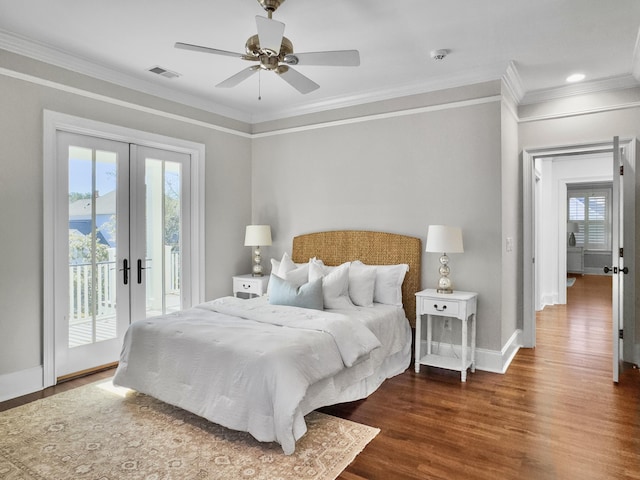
[1, 0, 640, 124]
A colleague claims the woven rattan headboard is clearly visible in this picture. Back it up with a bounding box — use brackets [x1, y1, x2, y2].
[292, 230, 422, 326]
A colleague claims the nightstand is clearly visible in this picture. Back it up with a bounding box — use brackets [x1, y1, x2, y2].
[415, 289, 478, 382]
[232, 274, 269, 298]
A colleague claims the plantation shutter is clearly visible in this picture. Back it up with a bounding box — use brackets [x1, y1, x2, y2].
[567, 189, 610, 250]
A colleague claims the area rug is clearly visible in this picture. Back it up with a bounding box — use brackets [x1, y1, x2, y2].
[0, 379, 379, 480]
[567, 277, 576, 287]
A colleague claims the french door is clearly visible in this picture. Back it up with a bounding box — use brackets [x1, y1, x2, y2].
[54, 132, 191, 378]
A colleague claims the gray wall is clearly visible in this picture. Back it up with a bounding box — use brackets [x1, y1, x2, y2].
[0, 51, 253, 377]
[252, 86, 506, 352]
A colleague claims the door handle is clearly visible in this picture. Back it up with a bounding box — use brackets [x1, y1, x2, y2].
[604, 266, 621, 274]
[137, 259, 146, 284]
[120, 259, 130, 285]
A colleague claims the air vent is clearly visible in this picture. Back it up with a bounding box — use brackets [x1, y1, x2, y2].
[148, 66, 181, 79]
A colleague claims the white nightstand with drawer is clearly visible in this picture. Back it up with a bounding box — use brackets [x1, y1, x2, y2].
[232, 274, 268, 298]
[415, 289, 478, 382]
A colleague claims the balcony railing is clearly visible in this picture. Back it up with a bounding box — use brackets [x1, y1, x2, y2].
[69, 247, 180, 327]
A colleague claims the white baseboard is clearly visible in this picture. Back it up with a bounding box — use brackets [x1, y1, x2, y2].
[425, 329, 522, 375]
[0, 366, 44, 402]
[540, 293, 559, 309]
[476, 329, 522, 374]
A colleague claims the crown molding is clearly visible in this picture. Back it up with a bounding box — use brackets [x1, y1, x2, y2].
[3, 28, 637, 126]
[502, 61, 525, 104]
[249, 64, 508, 124]
[0, 67, 252, 138]
[253, 95, 502, 138]
[0, 29, 253, 123]
[633, 27, 640, 81]
[520, 74, 639, 105]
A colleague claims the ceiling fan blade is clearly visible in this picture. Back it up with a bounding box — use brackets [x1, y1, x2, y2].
[276, 66, 319, 94]
[175, 42, 244, 59]
[255, 15, 285, 54]
[216, 66, 260, 88]
[283, 50, 360, 67]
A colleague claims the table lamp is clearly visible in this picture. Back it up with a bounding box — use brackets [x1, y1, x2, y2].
[244, 225, 272, 276]
[425, 225, 464, 294]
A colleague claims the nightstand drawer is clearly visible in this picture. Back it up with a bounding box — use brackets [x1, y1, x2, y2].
[233, 277, 262, 295]
[421, 298, 459, 317]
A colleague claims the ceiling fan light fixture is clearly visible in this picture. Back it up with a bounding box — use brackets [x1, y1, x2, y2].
[283, 54, 299, 65]
[258, 0, 285, 11]
[260, 55, 280, 70]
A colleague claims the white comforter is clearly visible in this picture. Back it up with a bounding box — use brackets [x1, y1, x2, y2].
[113, 296, 403, 454]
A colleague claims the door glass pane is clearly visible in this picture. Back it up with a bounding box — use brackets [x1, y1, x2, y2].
[145, 158, 182, 318]
[68, 147, 117, 347]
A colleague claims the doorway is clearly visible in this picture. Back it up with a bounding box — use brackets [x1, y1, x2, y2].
[43, 111, 205, 386]
[522, 139, 636, 380]
[534, 152, 612, 310]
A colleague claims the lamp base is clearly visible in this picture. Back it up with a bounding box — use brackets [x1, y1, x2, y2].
[436, 253, 454, 294]
[252, 246, 264, 277]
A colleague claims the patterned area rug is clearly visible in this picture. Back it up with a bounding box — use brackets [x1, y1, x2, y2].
[0, 380, 378, 480]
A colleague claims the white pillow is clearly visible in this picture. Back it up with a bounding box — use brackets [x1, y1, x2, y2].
[352, 261, 408, 307]
[269, 253, 309, 289]
[348, 262, 376, 307]
[308, 260, 355, 309]
[282, 264, 309, 288]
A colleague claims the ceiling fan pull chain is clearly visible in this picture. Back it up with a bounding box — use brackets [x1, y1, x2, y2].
[258, 69, 262, 100]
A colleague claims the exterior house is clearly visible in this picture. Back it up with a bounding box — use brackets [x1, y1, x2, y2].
[68, 190, 116, 250]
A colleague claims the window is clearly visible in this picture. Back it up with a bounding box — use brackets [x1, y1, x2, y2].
[567, 188, 611, 250]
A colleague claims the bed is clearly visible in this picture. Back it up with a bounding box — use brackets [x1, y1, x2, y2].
[113, 230, 421, 454]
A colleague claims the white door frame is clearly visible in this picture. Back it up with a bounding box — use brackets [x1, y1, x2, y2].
[522, 138, 635, 350]
[43, 110, 205, 387]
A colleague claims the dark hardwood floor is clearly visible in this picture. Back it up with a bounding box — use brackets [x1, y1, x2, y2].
[3, 275, 639, 479]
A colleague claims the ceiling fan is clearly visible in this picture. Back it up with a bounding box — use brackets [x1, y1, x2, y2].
[175, 0, 360, 94]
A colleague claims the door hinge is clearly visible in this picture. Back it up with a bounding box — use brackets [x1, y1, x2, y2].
[620, 165, 624, 175]
[619, 329, 624, 340]
[619, 247, 624, 258]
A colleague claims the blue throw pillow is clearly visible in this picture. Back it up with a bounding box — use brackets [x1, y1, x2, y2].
[268, 274, 324, 310]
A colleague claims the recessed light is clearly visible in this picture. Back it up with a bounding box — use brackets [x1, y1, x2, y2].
[566, 73, 585, 83]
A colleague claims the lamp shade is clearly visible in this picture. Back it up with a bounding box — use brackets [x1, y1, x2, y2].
[425, 225, 464, 253]
[244, 225, 272, 246]
[567, 222, 580, 233]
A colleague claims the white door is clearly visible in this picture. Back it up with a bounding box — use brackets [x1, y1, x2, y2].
[56, 132, 131, 377]
[130, 146, 191, 321]
[610, 136, 634, 383]
[55, 133, 192, 378]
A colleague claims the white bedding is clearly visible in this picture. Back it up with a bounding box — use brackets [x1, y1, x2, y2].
[113, 296, 411, 454]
